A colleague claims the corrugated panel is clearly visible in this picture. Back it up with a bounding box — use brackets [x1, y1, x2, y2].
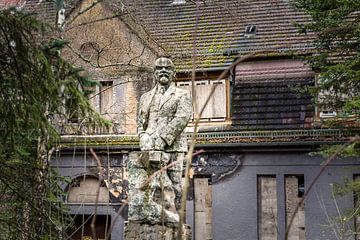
[233, 60, 314, 130]
[122, 0, 315, 71]
[236, 59, 314, 81]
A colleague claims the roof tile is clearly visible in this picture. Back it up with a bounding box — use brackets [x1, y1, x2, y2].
[123, 0, 315, 71]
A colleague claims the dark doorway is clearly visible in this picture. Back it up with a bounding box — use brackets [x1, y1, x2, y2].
[68, 215, 111, 240]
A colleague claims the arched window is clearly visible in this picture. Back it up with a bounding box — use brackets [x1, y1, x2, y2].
[79, 42, 100, 61]
[67, 175, 109, 204]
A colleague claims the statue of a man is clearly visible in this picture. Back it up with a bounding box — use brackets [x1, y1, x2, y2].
[137, 57, 192, 212]
[126, 57, 192, 238]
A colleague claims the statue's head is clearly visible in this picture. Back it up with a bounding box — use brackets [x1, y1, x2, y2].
[154, 57, 175, 86]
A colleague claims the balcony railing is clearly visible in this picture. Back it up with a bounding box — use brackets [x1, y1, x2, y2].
[60, 129, 358, 147]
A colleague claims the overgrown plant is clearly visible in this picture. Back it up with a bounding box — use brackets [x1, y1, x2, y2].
[285, 1, 360, 238]
[0, 9, 106, 239]
[293, 0, 360, 131]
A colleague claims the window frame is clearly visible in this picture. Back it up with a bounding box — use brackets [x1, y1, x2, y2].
[176, 78, 230, 123]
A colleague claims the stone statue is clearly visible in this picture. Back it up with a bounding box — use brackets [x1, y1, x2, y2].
[127, 57, 192, 229]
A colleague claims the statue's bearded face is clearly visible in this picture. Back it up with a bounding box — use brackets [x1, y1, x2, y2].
[154, 57, 175, 86]
[154, 65, 174, 85]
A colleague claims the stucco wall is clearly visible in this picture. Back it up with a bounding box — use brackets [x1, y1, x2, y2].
[212, 152, 359, 240]
[54, 148, 360, 240]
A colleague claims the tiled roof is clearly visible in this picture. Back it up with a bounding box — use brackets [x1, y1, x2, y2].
[0, 0, 57, 25]
[25, 0, 57, 24]
[123, 0, 315, 71]
[0, 0, 25, 8]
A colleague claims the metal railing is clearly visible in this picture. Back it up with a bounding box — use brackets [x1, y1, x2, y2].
[193, 129, 349, 142]
[60, 129, 357, 146]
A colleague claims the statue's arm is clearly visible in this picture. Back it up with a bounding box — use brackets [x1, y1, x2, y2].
[137, 94, 146, 137]
[159, 91, 192, 146]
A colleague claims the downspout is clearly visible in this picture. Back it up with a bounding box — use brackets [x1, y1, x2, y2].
[229, 57, 237, 120]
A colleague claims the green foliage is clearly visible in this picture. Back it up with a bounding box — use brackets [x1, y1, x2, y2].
[293, 2, 360, 236]
[0, 9, 105, 239]
[294, 0, 360, 118]
[310, 142, 360, 157]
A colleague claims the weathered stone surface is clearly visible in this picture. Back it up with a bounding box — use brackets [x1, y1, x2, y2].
[126, 57, 192, 240]
[137, 57, 192, 153]
[104, 166, 129, 201]
[127, 57, 192, 230]
[128, 152, 179, 225]
[125, 222, 191, 240]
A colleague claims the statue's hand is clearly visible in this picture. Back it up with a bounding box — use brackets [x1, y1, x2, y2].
[154, 137, 166, 151]
[152, 131, 166, 151]
[140, 133, 153, 151]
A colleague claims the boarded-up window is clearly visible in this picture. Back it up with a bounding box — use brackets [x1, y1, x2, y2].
[100, 81, 113, 116]
[194, 178, 212, 240]
[177, 79, 228, 121]
[67, 176, 109, 204]
[285, 175, 305, 240]
[258, 175, 278, 240]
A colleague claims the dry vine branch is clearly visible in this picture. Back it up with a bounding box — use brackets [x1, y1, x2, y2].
[105, 200, 128, 240]
[88, 80, 135, 100]
[65, 13, 124, 31]
[89, 148, 105, 240]
[177, 45, 287, 238]
[284, 136, 359, 240]
[139, 149, 205, 191]
[176, 1, 291, 231]
[177, 1, 201, 237]
[65, 0, 106, 27]
[66, 43, 152, 70]
[65, 214, 95, 240]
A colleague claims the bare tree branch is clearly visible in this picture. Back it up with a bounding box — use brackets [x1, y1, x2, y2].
[65, 214, 95, 240]
[140, 149, 204, 191]
[176, 16, 300, 239]
[105, 201, 128, 240]
[89, 148, 105, 240]
[65, 0, 105, 27]
[65, 14, 124, 31]
[88, 80, 135, 100]
[128, 46, 146, 66]
[285, 136, 359, 240]
[65, 43, 152, 70]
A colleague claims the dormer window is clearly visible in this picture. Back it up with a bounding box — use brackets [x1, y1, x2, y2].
[244, 25, 257, 38]
[171, 0, 186, 5]
[319, 110, 337, 118]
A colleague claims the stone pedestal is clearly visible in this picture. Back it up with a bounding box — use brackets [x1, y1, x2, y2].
[127, 152, 192, 240]
[125, 222, 191, 240]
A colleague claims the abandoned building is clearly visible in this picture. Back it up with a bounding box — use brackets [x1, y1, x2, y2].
[1, 0, 360, 239]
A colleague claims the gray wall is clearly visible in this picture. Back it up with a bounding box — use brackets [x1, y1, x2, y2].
[55, 149, 360, 240]
[212, 152, 360, 240]
[53, 151, 194, 239]
[52, 152, 126, 240]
